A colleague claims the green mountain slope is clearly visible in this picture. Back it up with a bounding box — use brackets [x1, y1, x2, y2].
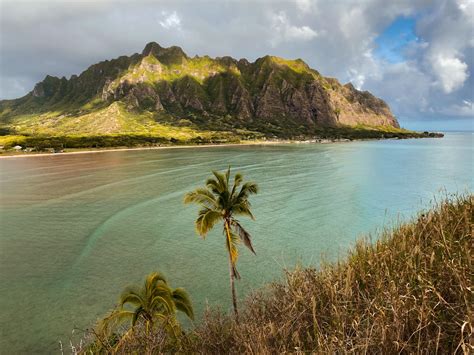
[0, 42, 408, 146]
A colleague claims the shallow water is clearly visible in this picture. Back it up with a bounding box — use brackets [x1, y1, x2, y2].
[0, 132, 472, 353]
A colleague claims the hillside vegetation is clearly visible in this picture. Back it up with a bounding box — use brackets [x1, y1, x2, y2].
[0, 42, 441, 151]
[77, 194, 473, 354]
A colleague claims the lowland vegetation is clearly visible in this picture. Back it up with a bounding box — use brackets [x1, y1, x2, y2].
[73, 170, 472, 354]
[0, 126, 442, 155]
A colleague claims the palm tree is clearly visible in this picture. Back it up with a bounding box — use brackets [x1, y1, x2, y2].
[99, 272, 193, 343]
[184, 167, 258, 318]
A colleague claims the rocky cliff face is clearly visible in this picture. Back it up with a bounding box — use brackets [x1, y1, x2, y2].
[0, 42, 399, 136]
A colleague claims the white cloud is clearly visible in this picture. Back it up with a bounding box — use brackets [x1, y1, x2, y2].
[416, 0, 473, 96]
[438, 100, 474, 116]
[339, 7, 370, 40]
[269, 11, 317, 46]
[159, 11, 181, 30]
[430, 54, 469, 93]
[295, 0, 313, 13]
[456, 0, 474, 12]
[364, 61, 432, 117]
[347, 69, 366, 90]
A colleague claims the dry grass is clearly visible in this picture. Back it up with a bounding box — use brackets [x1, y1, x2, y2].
[78, 195, 473, 354]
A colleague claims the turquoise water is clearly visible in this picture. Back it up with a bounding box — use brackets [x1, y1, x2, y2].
[0, 132, 472, 353]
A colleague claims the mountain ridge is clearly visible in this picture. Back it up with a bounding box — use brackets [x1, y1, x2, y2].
[0, 42, 400, 140]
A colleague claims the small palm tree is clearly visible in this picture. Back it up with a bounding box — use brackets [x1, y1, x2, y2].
[99, 272, 193, 343]
[184, 167, 258, 318]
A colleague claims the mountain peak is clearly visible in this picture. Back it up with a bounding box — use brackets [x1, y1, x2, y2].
[142, 42, 188, 65]
[142, 42, 164, 56]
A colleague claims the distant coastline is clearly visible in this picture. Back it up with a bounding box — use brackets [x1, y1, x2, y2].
[0, 133, 444, 159]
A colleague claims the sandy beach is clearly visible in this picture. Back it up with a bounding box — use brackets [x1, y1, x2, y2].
[0, 135, 420, 159]
[0, 140, 297, 159]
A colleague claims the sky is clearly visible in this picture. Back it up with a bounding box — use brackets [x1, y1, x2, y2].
[0, 0, 473, 130]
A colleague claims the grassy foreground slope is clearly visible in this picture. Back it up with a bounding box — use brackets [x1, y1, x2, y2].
[81, 195, 472, 353]
[182, 195, 472, 354]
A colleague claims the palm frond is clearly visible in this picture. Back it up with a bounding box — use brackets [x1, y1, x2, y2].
[225, 166, 231, 185]
[232, 220, 256, 255]
[183, 188, 217, 208]
[240, 181, 259, 195]
[232, 201, 255, 219]
[151, 283, 174, 298]
[145, 272, 168, 296]
[205, 178, 222, 195]
[233, 181, 259, 206]
[120, 287, 145, 308]
[196, 208, 222, 236]
[230, 172, 243, 198]
[172, 288, 194, 320]
[234, 173, 243, 187]
[233, 265, 241, 280]
[225, 226, 240, 265]
[150, 295, 175, 315]
[99, 309, 134, 335]
[211, 170, 228, 193]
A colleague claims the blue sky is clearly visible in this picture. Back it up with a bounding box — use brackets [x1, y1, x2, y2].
[0, 0, 472, 131]
[375, 15, 472, 131]
[375, 17, 418, 64]
[403, 118, 474, 132]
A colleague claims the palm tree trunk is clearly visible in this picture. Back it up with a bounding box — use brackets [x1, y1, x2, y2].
[228, 248, 239, 320]
[225, 220, 239, 321]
